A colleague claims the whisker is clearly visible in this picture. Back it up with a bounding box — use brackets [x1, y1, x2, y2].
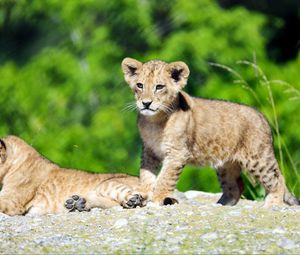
[122, 104, 135, 110]
[121, 102, 138, 112]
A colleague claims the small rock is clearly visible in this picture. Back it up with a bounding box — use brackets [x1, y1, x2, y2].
[277, 238, 297, 249]
[104, 210, 112, 215]
[185, 211, 193, 216]
[156, 233, 167, 241]
[201, 232, 218, 240]
[15, 226, 31, 233]
[113, 219, 128, 228]
[146, 202, 160, 208]
[185, 190, 202, 199]
[272, 227, 286, 234]
[111, 206, 124, 212]
[228, 210, 241, 216]
[133, 214, 146, 220]
[91, 208, 102, 213]
[211, 203, 222, 207]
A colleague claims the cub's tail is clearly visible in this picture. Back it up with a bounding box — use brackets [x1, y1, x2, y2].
[0, 139, 7, 164]
[284, 189, 300, 205]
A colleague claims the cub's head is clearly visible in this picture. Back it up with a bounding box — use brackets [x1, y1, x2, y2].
[121, 58, 190, 116]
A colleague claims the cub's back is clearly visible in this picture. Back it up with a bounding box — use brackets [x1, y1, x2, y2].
[191, 96, 271, 137]
[40, 169, 139, 194]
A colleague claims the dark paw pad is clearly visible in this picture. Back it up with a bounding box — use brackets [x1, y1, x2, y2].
[64, 195, 89, 212]
[163, 197, 178, 205]
[125, 194, 144, 209]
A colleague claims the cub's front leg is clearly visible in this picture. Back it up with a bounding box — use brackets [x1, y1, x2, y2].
[139, 146, 161, 194]
[151, 154, 186, 205]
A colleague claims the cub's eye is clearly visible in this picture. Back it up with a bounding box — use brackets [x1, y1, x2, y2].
[136, 83, 143, 89]
[156, 84, 165, 91]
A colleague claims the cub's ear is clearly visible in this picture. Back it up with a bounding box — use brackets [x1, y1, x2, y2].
[121, 57, 143, 87]
[165, 61, 190, 89]
[0, 139, 7, 164]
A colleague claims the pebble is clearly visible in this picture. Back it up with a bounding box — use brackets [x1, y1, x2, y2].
[91, 208, 102, 213]
[228, 210, 241, 216]
[276, 238, 297, 249]
[111, 206, 124, 212]
[112, 218, 128, 228]
[272, 227, 286, 234]
[185, 190, 202, 199]
[146, 202, 160, 208]
[201, 232, 218, 240]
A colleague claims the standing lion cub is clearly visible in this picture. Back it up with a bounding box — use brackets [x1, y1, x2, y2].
[0, 136, 145, 216]
[121, 57, 299, 207]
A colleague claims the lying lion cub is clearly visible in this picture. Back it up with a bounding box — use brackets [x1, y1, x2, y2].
[0, 135, 145, 216]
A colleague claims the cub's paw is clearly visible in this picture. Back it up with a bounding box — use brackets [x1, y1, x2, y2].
[163, 197, 179, 206]
[122, 194, 145, 209]
[65, 195, 90, 212]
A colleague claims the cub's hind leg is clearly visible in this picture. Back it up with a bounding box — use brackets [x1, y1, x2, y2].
[65, 181, 147, 211]
[0, 186, 37, 215]
[96, 180, 147, 209]
[64, 194, 122, 212]
[64, 193, 120, 212]
[0, 194, 27, 215]
[0, 143, 27, 215]
[244, 150, 285, 207]
[217, 162, 243, 206]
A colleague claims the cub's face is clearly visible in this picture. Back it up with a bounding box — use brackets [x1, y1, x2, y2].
[121, 58, 190, 116]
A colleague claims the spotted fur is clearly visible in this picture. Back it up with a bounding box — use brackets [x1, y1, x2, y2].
[121, 57, 299, 207]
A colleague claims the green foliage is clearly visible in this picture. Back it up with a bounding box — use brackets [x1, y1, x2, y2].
[0, 0, 299, 199]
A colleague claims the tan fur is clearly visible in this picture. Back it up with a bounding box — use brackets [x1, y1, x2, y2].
[0, 136, 145, 216]
[121, 57, 299, 207]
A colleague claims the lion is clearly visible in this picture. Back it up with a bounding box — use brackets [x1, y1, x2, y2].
[0, 135, 146, 216]
[121, 57, 299, 207]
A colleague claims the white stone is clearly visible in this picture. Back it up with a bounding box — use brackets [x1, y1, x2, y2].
[201, 232, 218, 240]
[228, 210, 241, 216]
[113, 219, 128, 228]
[277, 238, 297, 249]
[184, 190, 202, 199]
[272, 227, 286, 234]
[146, 202, 160, 208]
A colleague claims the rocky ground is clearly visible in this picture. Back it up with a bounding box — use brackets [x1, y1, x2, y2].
[0, 191, 299, 254]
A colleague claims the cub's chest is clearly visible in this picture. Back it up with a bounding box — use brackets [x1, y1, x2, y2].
[139, 123, 164, 158]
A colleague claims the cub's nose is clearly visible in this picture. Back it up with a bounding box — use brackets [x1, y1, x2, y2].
[142, 101, 152, 109]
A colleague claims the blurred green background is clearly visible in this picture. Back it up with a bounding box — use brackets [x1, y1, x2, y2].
[1, 0, 299, 199]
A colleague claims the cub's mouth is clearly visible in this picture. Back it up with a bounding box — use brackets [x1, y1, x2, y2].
[140, 108, 158, 116]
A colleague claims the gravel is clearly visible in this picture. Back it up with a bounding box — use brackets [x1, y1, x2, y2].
[0, 191, 300, 254]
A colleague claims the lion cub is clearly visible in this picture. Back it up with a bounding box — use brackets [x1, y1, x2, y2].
[121, 57, 299, 207]
[0, 136, 145, 216]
